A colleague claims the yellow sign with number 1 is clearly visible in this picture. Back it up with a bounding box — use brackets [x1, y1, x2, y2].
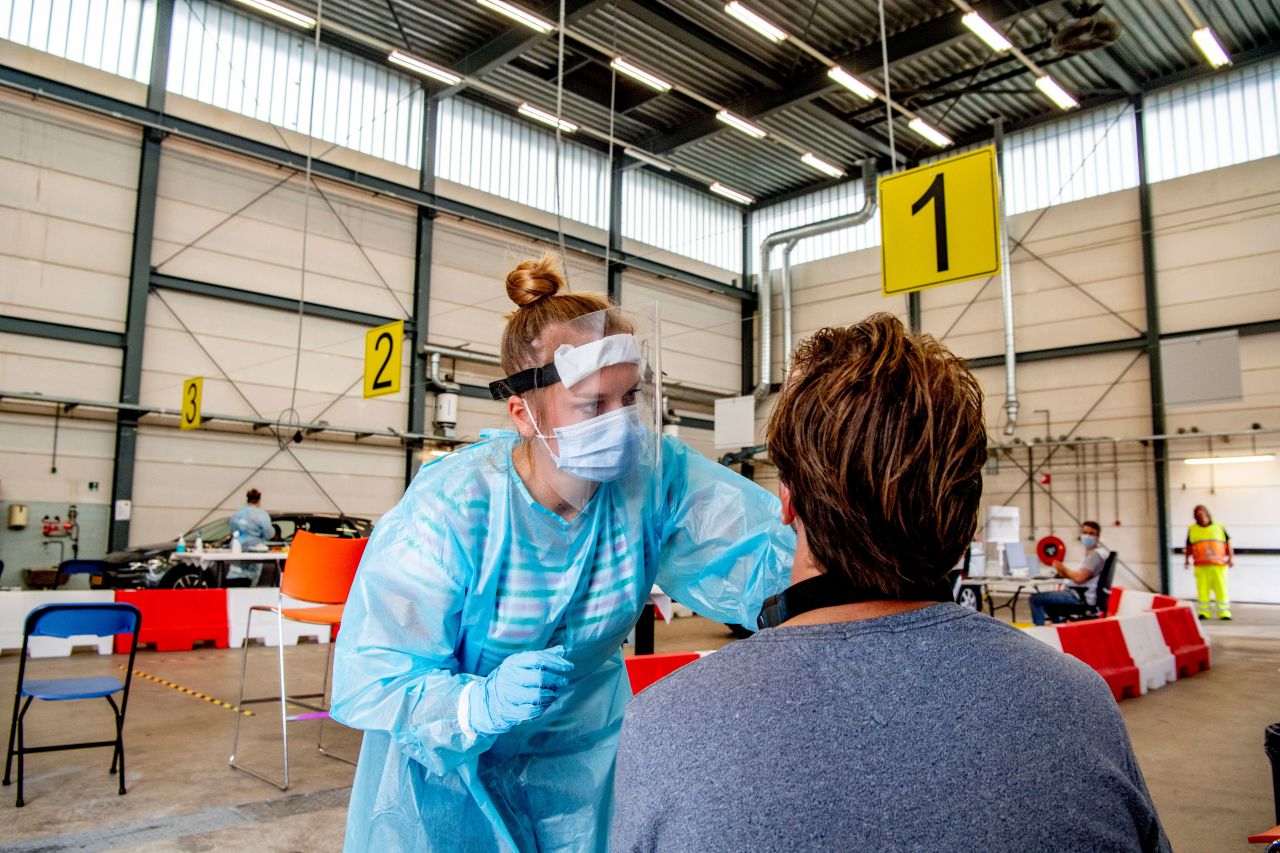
[880, 146, 1002, 296]
[364, 320, 404, 399]
[180, 377, 203, 430]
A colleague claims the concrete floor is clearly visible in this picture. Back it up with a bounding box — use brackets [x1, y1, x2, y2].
[0, 605, 1274, 852]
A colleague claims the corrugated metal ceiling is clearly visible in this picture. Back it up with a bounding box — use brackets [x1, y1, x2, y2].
[295, 0, 1279, 203]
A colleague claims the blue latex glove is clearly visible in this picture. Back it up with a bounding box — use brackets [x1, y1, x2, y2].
[469, 646, 574, 735]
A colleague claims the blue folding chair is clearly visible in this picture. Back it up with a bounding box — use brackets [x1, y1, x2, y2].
[3, 603, 142, 807]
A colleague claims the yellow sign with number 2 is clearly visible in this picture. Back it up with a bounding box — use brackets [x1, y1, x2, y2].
[364, 320, 403, 399]
[880, 146, 1002, 296]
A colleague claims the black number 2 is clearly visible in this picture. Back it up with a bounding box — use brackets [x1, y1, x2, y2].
[372, 332, 394, 390]
[911, 173, 949, 273]
[183, 383, 198, 424]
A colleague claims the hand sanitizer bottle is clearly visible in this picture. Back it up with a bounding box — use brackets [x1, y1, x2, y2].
[176, 534, 187, 554]
[231, 530, 242, 554]
[194, 531, 203, 552]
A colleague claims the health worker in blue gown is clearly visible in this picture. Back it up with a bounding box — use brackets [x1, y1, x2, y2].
[330, 257, 794, 852]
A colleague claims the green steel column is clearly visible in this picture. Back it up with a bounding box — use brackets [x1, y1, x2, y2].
[406, 96, 440, 486]
[109, 0, 173, 550]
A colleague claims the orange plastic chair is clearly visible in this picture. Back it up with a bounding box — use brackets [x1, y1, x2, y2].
[229, 531, 368, 790]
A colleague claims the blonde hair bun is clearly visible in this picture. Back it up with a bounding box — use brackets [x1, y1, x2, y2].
[506, 256, 565, 308]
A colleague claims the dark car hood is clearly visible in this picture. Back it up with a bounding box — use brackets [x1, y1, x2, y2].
[103, 542, 185, 565]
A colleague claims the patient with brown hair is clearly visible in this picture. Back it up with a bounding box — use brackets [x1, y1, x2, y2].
[611, 313, 1168, 852]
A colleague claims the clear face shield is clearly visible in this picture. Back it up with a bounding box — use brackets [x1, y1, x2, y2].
[489, 303, 662, 513]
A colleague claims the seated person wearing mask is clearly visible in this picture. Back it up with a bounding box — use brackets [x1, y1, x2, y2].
[611, 314, 1168, 852]
[1030, 521, 1106, 626]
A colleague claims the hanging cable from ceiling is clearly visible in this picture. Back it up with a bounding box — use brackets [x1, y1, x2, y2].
[552, 0, 570, 286]
[287, 0, 324, 423]
[877, 0, 896, 170]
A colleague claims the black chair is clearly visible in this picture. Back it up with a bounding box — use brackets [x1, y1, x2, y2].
[4, 603, 142, 806]
[1044, 551, 1118, 624]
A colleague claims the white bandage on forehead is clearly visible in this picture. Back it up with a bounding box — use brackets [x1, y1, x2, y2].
[553, 334, 643, 388]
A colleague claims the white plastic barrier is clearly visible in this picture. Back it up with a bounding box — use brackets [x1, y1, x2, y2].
[1116, 613, 1177, 695]
[226, 588, 331, 648]
[1115, 589, 1158, 616]
[0, 590, 118, 657]
[1021, 625, 1064, 653]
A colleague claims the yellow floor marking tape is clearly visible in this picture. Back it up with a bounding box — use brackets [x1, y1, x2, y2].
[118, 666, 254, 716]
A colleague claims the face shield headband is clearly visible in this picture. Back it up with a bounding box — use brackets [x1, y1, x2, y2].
[489, 334, 644, 400]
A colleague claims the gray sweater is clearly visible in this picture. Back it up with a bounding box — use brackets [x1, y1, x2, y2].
[612, 603, 1168, 852]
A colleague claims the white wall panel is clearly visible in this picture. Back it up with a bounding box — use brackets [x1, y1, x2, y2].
[153, 139, 417, 322]
[0, 93, 139, 332]
[622, 270, 740, 395]
[137, 289, 411, 434]
[0, 332, 121, 398]
[0, 413, 116, 503]
[1150, 155, 1280, 335]
[924, 186, 1145, 360]
[128, 427, 403, 545]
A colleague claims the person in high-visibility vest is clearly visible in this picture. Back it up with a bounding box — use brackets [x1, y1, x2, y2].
[1185, 505, 1233, 620]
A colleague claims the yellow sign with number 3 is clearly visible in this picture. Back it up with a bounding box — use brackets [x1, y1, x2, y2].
[181, 376, 203, 430]
[880, 146, 1002, 296]
[364, 320, 404, 399]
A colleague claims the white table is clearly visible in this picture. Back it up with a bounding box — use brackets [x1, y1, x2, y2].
[170, 549, 289, 586]
[971, 575, 1067, 622]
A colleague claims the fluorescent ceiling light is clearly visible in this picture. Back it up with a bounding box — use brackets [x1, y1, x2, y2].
[610, 57, 673, 92]
[716, 110, 767, 139]
[827, 66, 877, 101]
[801, 152, 845, 178]
[1191, 26, 1232, 68]
[426, 449, 454, 459]
[961, 11, 1013, 52]
[388, 51, 462, 86]
[517, 103, 578, 132]
[724, 1, 787, 43]
[477, 0, 554, 34]
[1035, 75, 1079, 110]
[908, 117, 953, 147]
[231, 0, 315, 29]
[710, 182, 754, 205]
[624, 148, 673, 171]
[1184, 453, 1275, 466]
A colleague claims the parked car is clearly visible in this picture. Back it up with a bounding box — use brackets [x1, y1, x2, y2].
[97, 512, 372, 589]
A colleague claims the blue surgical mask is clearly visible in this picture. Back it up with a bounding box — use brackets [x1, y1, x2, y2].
[1080, 534, 1099, 548]
[531, 404, 642, 483]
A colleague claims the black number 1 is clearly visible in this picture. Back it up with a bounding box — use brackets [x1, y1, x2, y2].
[911, 173, 949, 273]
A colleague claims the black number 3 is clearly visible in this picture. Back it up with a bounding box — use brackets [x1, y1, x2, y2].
[183, 383, 198, 424]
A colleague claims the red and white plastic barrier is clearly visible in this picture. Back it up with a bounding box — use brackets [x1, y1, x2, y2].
[1, 588, 344, 657]
[1022, 588, 1209, 701]
[0, 590, 117, 657]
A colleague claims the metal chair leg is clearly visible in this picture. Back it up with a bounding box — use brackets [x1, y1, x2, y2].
[15, 696, 31, 807]
[3, 684, 20, 787]
[316, 636, 355, 765]
[106, 695, 126, 794]
[229, 606, 289, 790]
[276, 606, 290, 790]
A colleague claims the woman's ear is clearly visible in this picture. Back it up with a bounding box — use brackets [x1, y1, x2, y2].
[509, 395, 535, 439]
[779, 483, 797, 526]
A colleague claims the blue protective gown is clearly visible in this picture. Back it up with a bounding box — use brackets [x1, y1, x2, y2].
[228, 504, 273, 548]
[330, 432, 793, 852]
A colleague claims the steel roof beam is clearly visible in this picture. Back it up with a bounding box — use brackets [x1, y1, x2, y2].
[640, 0, 1062, 156]
[618, 0, 784, 92]
[437, 0, 607, 97]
